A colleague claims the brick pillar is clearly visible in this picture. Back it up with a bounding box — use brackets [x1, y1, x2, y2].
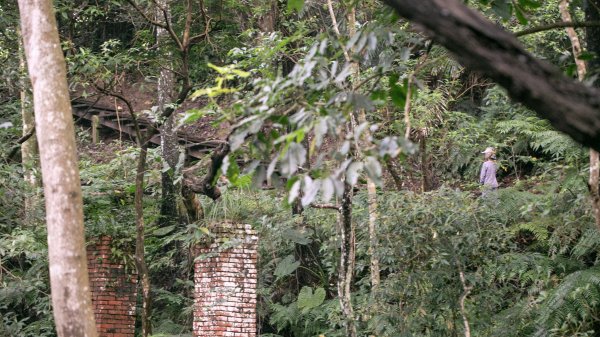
[87, 236, 137, 337]
[194, 223, 259, 337]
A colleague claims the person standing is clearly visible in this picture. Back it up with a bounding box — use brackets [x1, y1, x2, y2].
[480, 147, 498, 196]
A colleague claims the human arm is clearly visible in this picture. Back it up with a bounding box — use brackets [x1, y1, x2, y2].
[479, 163, 487, 185]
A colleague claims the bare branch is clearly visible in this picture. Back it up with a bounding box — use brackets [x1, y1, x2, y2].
[326, 0, 351, 63]
[310, 203, 342, 211]
[126, 0, 167, 30]
[515, 20, 600, 37]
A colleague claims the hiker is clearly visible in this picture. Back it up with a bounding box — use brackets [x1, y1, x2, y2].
[480, 147, 498, 196]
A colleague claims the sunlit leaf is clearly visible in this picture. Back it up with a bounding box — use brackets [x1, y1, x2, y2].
[297, 286, 325, 312]
[287, 0, 304, 13]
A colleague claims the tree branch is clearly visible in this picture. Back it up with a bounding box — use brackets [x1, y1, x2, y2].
[383, 0, 600, 152]
[126, 0, 167, 30]
[515, 20, 600, 37]
[310, 203, 342, 211]
[183, 143, 230, 200]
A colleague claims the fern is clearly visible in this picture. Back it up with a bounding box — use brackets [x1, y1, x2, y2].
[530, 130, 582, 162]
[510, 220, 551, 243]
[537, 267, 600, 334]
[571, 228, 600, 260]
[487, 253, 556, 286]
[496, 116, 584, 164]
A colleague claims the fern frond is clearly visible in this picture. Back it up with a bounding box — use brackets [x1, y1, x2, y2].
[538, 266, 600, 333]
[510, 220, 551, 243]
[571, 228, 600, 260]
[487, 253, 556, 287]
[530, 130, 583, 161]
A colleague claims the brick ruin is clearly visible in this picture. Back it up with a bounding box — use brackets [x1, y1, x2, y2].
[87, 236, 137, 337]
[193, 223, 259, 337]
[85, 224, 259, 337]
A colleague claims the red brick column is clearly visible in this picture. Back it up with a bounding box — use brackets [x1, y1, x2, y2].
[87, 236, 137, 337]
[193, 223, 259, 337]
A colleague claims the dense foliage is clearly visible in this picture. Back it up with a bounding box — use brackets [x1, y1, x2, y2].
[2, 0, 600, 336]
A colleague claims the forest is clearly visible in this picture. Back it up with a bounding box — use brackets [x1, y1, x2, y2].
[2, 0, 600, 336]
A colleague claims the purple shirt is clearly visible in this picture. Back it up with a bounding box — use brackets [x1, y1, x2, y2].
[480, 161, 498, 188]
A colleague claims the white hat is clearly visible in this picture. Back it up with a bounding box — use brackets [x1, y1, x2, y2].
[481, 147, 495, 154]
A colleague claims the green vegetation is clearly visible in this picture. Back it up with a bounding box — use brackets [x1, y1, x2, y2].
[2, 0, 600, 336]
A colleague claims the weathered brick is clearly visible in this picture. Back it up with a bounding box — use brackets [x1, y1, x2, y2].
[87, 236, 137, 337]
[193, 223, 258, 337]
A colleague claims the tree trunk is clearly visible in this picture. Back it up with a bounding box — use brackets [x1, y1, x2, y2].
[348, 2, 381, 293]
[366, 180, 381, 290]
[18, 27, 39, 218]
[560, 0, 600, 231]
[257, 0, 278, 32]
[17, 1, 98, 336]
[324, 4, 361, 334]
[382, 0, 600, 151]
[338, 182, 357, 337]
[585, 0, 600, 229]
[420, 135, 430, 192]
[134, 143, 152, 337]
[156, 0, 181, 228]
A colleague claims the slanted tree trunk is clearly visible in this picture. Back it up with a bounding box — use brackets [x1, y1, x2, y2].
[382, 0, 600, 151]
[17, 1, 98, 336]
[584, 0, 600, 229]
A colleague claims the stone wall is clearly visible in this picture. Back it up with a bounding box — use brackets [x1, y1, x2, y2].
[193, 223, 259, 337]
[87, 236, 137, 337]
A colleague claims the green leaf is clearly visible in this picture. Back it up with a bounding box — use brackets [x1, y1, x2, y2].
[153, 225, 176, 237]
[275, 255, 300, 279]
[287, 0, 304, 13]
[297, 286, 326, 312]
[518, 0, 541, 9]
[491, 0, 512, 19]
[514, 5, 528, 25]
[282, 228, 312, 245]
[390, 84, 406, 108]
[180, 108, 206, 124]
[577, 52, 595, 61]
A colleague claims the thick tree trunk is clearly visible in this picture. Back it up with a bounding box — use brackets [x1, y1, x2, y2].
[17, 1, 98, 336]
[383, 0, 600, 151]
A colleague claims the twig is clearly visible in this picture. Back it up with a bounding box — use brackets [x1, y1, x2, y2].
[457, 263, 472, 337]
[326, 0, 351, 63]
[310, 203, 342, 211]
[515, 20, 600, 37]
